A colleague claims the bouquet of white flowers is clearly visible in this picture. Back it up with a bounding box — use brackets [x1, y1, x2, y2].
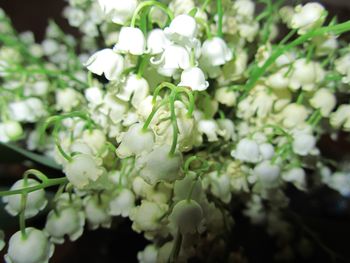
[0, 0, 350, 262]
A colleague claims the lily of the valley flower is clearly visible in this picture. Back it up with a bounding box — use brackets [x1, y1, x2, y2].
[98, 0, 138, 25]
[3, 179, 47, 218]
[5, 228, 54, 263]
[147, 29, 170, 55]
[291, 3, 326, 34]
[113, 27, 146, 55]
[164, 14, 198, 47]
[178, 67, 208, 91]
[200, 37, 233, 67]
[85, 48, 124, 81]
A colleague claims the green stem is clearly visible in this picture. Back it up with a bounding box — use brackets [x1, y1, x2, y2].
[142, 100, 168, 131]
[196, 18, 213, 39]
[169, 91, 179, 157]
[19, 192, 27, 239]
[216, 0, 223, 37]
[130, 1, 174, 27]
[240, 20, 350, 101]
[0, 177, 68, 197]
[168, 229, 183, 263]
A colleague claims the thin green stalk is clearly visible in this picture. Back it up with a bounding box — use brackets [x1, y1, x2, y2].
[0, 177, 68, 197]
[169, 92, 179, 157]
[168, 229, 183, 263]
[216, 0, 223, 37]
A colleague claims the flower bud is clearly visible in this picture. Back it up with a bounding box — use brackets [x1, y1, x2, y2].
[309, 88, 336, 117]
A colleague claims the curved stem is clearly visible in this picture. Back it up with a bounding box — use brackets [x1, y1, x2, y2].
[169, 91, 179, 157]
[19, 192, 27, 239]
[23, 169, 49, 183]
[130, 1, 174, 27]
[142, 100, 168, 131]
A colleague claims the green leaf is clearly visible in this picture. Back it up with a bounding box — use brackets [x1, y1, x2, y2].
[0, 142, 61, 170]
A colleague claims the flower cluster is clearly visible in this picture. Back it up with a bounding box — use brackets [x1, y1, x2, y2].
[1, 0, 350, 262]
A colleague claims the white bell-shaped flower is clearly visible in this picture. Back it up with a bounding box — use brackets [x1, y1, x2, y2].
[164, 14, 198, 46]
[55, 88, 81, 112]
[289, 59, 325, 91]
[137, 245, 158, 263]
[232, 138, 260, 163]
[292, 133, 316, 156]
[173, 172, 203, 203]
[0, 121, 23, 143]
[198, 119, 221, 142]
[208, 172, 232, 203]
[137, 145, 183, 185]
[98, 0, 137, 25]
[215, 87, 237, 107]
[217, 119, 235, 141]
[281, 103, 309, 128]
[130, 200, 168, 232]
[82, 129, 106, 154]
[259, 143, 275, 160]
[200, 37, 233, 67]
[63, 154, 104, 189]
[309, 88, 336, 117]
[169, 199, 203, 235]
[330, 104, 350, 131]
[254, 161, 280, 188]
[291, 3, 326, 34]
[5, 228, 54, 263]
[117, 74, 149, 107]
[45, 207, 85, 244]
[113, 27, 146, 55]
[152, 44, 191, 77]
[282, 168, 306, 190]
[85, 48, 124, 81]
[178, 67, 208, 91]
[83, 195, 112, 230]
[3, 179, 47, 218]
[147, 29, 170, 55]
[109, 189, 135, 217]
[116, 123, 155, 158]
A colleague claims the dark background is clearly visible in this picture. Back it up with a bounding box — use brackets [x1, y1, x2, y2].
[0, 0, 350, 262]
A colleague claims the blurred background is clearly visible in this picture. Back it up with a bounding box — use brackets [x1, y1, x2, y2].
[0, 0, 350, 262]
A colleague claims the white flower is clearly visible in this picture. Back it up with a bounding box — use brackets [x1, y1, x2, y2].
[289, 59, 325, 91]
[233, 0, 255, 19]
[266, 67, 289, 89]
[259, 143, 275, 160]
[178, 67, 208, 91]
[98, 0, 137, 25]
[130, 200, 168, 232]
[200, 37, 232, 67]
[208, 172, 232, 203]
[137, 145, 183, 185]
[9, 98, 47, 123]
[45, 207, 85, 244]
[85, 48, 124, 81]
[215, 87, 237, 106]
[83, 195, 112, 230]
[109, 189, 135, 217]
[217, 119, 235, 141]
[327, 172, 350, 196]
[232, 138, 260, 163]
[3, 179, 47, 218]
[330, 104, 350, 131]
[291, 3, 326, 34]
[164, 14, 198, 46]
[335, 53, 350, 84]
[152, 44, 191, 77]
[292, 133, 316, 156]
[137, 245, 158, 263]
[55, 88, 81, 112]
[116, 123, 155, 158]
[282, 168, 306, 190]
[82, 129, 106, 154]
[85, 86, 104, 106]
[309, 88, 336, 117]
[281, 103, 309, 128]
[0, 121, 23, 143]
[173, 171, 203, 203]
[147, 29, 170, 55]
[198, 119, 221, 142]
[254, 161, 280, 188]
[63, 154, 104, 189]
[117, 74, 149, 107]
[169, 200, 203, 235]
[5, 228, 54, 263]
[113, 27, 146, 55]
